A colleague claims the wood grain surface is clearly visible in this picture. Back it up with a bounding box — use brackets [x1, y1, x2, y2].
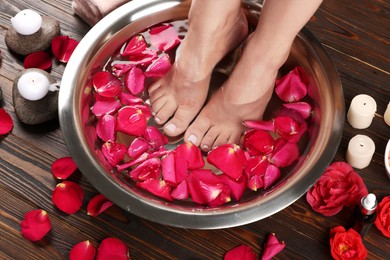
[0, 0, 389, 259]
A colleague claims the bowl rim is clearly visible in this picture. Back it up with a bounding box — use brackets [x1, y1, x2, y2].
[59, 0, 345, 229]
[385, 139, 390, 177]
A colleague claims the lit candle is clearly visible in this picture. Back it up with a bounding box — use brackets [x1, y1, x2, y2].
[346, 134, 375, 169]
[11, 9, 42, 35]
[17, 70, 50, 101]
[347, 94, 377, 129]
[384, 102, 390, 127]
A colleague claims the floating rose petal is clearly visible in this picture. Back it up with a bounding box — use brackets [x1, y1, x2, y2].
[145, 54, 172, 78]
[170, 180, 189, 200]
[221, 174, 247, 201]
[275, 66, 308, 102]
[207, 144, 246, 181]
[119, 92, 144, 105]
[20, 209, 51, 242]
[91, 98, 121, 118]
[243, 120, 275, 132]
[70, 240, 96, 260]
[187, 169, 228, 205]
[51, 156, 78, 180]
[245, 156, 269, 176]
[208, 185, 231, 207]
[130, 157, 161, 181]
[244, 130, 274, 156]
[129, 48, 158, 67]
[161, 152, 187, 185]
[282, 102, 312, 119]
[261, 233, 286, 260]
[176, 142, 205, 170]
[51, 35, 79, 63]
[96, 114, 116, 142]
[268, 139, 299, 168]
[134, 104, 152, 121]
[116, 106, 148, 137]
[224, 245, 256, 260]
[87, 194, 114, 217]
[263, 164, 281, 190]
[0, 108, 13, 135]
[93, 71, 122, 98]
[150, 24, 180, 51]
[137, 178, 172, 201]
[112, 63, 134, 77]
[128, 138, 151, 158]
[52, 181, 84, 214]
[96, 237, 130, 260]
[102, 142, 127, 167]
[24, 51, 52, 70]
[121, 34, 147, 57]
[247, 174, 264, 191]
[125, 66, 145, 95]
[143, 126, 168, 150]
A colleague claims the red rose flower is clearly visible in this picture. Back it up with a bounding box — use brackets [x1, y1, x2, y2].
[330, 226, 367, 260]
[306, 162, 368, 216]
[374, 195, 390, 238]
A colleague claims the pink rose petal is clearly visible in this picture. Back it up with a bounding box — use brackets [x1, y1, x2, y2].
[145, 54, 172, 78]
[149, 24, 180, 51]
[282, 102, 312, 119]
[136, 178, 172, 201]
[125, 66, 145, 95]
[263, 164, 281, 190]
[143, 126, 168, 150]
[175, 142, 205, 170]
[93, 71, 122, 98]
[119, 92, 144, 105]
[116, 106, 148, 137]
[128, 138, 151, 158]
[112, 63, 134, 77]
[275, 66, 308, 102]
[261, 233, 286, 260]
[91, 98, 121, 118]
[170, 180, 189, 200]
[268, 139, 299, 168]
[130, 157, 161, 181]
[96, 114, 116, 142]
[102, 142, 127, 166]
[243, 120, 275, 132]
[244, 130, 274, 156]
[121, 34, 147, 57]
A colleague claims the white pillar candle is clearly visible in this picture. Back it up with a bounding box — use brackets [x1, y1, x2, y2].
[346, 134, 375, 169]
[347, 94, 377, 129]
[384, 102, 390, 127]
[17, 71, 50, 101]
[11, 9, 42, 35]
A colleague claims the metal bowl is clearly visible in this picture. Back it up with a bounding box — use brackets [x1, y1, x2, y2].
[59, 0, 344, 229]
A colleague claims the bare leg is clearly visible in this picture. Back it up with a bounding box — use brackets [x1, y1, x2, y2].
[184, 0, 323, 151]
[148, 0, 248, 136]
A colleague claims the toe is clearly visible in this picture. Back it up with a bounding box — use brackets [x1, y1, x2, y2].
[163, 104, 201, 136]
[212, 131, 231, 149]
[200, 127, 219, 152]
[154, 100, 177, 125]
[184, 113, 212, 146]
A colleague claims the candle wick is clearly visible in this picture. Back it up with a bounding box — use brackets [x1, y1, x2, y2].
[360, 143, 364, 148]
[363, 103, 367, 106]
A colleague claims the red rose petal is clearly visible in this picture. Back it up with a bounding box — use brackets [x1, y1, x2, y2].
[282, 102, 312, 119]
[116, 106, 148, 137]
[70, 240, 96, 260]
[243, 120, 275, 132]
[125, 66, 145, 95]
[275, 66, 308, 102]
[175, 142, 205, 170]
[52, 181, 84, 214]
[245, 156, 269, 176]
[96, 114, 116, 142]
[207, 144, 246, 181]
[96, 237, 129, 260]
[102, 142, 127, 167]
[221, 174, 247, 201]
[128, 48, 158, 67]
[268, 139, 299, 168]
[149, 24, 180, 51]
[274, 110, 307, 143]
[374, 196, 390, 238]
[117, 152, 149, 172]
[20, 210, 51, 241]
[145, 54, 172, 78]
[93, 71, 122, 98]
[87, 194, 114, 217]
[51, 35, 79, 63]
[112, 63, 134, 77]
[247, 174, 264, 191]
[244, 130, 274, 156]
[128, 138, 151, 158]
[161, 152, 187, 185]
[261, 233, 286, 260]
[121, 34, 147, 57]
[224, 245, 256, 260]
[329, 226, 367, 260]
[170, 180, 189, 200]
[24, 51, 52, 70]
[130, 158, 161, 181]
[0, 108, 13, 135]
[263, 164, 281, 190]
[187, 169, 227, 205]
[136, 178, 172, 201]
[119, 92, 144, 105]
[143, 126, 168, 150]
[91, 98, 121, 118]
[51, 156, 78, 180]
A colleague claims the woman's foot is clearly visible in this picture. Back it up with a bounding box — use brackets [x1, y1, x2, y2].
[184, 36, 289, 151]
[148, 0, 248, 137]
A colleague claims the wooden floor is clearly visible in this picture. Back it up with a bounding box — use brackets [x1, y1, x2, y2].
[0, 0, 389, 259]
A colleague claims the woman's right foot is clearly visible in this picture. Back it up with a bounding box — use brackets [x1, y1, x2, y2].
[148, 0, 248, 138]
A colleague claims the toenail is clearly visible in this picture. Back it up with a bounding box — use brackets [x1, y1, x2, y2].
[164, 123, 176, 133]
[202, 144, 210, 151]
[187, 135, 198, 145]
[154, 117, 161, 123]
